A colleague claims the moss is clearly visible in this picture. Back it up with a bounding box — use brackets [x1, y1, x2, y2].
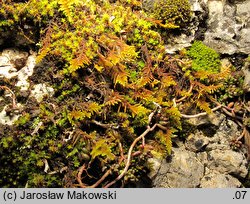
[0, 0, 240, 188]
[142, 0, 192, 28]
[187, 41, 221, 73]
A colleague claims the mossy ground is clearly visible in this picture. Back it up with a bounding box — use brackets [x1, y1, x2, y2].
[0, 0, 249, 187]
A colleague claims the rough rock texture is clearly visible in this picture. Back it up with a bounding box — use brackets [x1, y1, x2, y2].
[200, 168, 242, 188]
[0, 48, 54, 125]
[0, 48, 35, 90]
[143, 0, 250, 55]
[151, 147, 204, 187]
[207, 149, 248, 177]
[242, 60, 250, 91]
[150, 113, 249, 188]
[143, 0, 208, 53]
[203, 0, 250, 54]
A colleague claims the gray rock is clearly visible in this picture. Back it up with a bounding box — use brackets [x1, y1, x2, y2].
[185, 130, 210, 152]
[242, 60, 250, 92]
[143, 0, 208, 53]
[147, 157, 163, 179]
[207, 149, 248, 177]
[200, 168, 242, 188]
[203, 0, 250, 54]
[150, 114, 249, 187]
[206, 119, 242, 151]
[186, 112, 225, 127]
[152, 147, 204, 187]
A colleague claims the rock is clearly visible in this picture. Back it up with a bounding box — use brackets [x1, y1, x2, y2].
[0, 48, 53, 126]
[206, 119, 241, 151]
[242, 59, 250, 91]
[207, 149, 248, 177]
[152, 147, 204, 187]
[185, 130, 210, 152]
[0, 105, 21, 125]
[142, 0, 208, 53]
[30, 84, 54, 103]
[203, 0, 250, 54]
[0, 48, 36, 91]
[150, 113, 249, 187]
[200, 168, 242, 188]
[186, 112, 225, 127]
[147, 157, 163, 179]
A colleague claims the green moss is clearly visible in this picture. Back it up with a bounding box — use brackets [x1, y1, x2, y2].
[142, 0, 192, 28]
[187, 41, 221, 73]
[0, 0, 239, 188]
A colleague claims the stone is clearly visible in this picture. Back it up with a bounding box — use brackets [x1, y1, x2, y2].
[30, 84, 54, 103]
[185, 130, 210, 152]
[200, 168, 242, 188]
[203, 0, 250, 54]
[207, 149, 248, 177]
[152, 147, 204, 187]
[150, 113, 249, 187]
[143, 0, 208, 53]
[206, 118, 241, 150]
[147, 157, 163, 179]
[0, 48, 36, 91]
[242, 60, 250, 92]
[0, 105, 21, 125]
[186, 112, 225, 127]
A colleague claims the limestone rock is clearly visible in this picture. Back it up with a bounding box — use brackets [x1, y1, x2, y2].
[0, 48, 35, 91]
[143, 0, 208, 53]
[242, 60, 250, 91]
[207, 149, 248, 177]
[30, 84, 54, 103]
[147, 157, 163, 179]
[152, 147, 204, 187]
[200, 169, 242, 188]
[186, 112, 225, 127]
[203, 0, 250, 54]
[185, 130, 210, 152]
[206, 119, 241, 151]
[150, 114, 249, 187]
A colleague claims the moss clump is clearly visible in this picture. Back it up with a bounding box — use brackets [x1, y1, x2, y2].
[187, 41, 221, 73]
[142, 0, 192, 28]
[0, 0, 236, 188]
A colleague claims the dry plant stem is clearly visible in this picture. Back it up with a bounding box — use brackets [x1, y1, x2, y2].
[77, 164, 88, 188]
[104, 106, 162, 188]
[221, 107, 243, 121]
[118, 142, 125, 163]
[77, 163, 112, 188]
[236, 127, 246, 141]
[0, 86, 17, 108]
[180, 105, 222, 118]
[176, 84, 193, 103]
[91, 120, 119, 129]
[104, 123, 158, 188]
[89, 169, 112, 188]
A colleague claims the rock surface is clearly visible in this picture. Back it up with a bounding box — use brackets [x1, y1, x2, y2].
[203, 0, 250, 54]
[143, 0, 208, 53]
[150, 114, 249, 188]
[0, 48, 54, 125]
[200, 168, 242, 188]
[242, 60, 250, 91]
[143, 0, 250, 55]
[151, 147, 204, 187]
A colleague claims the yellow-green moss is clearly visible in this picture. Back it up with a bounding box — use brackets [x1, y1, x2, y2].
[187, 41, 221, 73]
[142, 0, 192, 28]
